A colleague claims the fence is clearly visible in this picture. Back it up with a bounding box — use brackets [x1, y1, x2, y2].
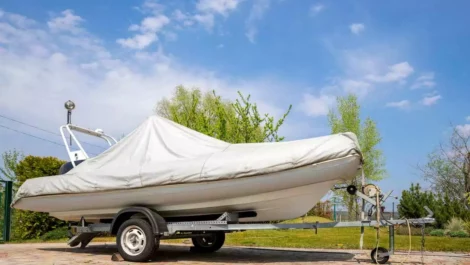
[0, 180, 13, 242]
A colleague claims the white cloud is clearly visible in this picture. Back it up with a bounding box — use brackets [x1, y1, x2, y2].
[171, 0, 242, 31]
[162, 31, 177, 41]
[386, 100, 410, 109]
[196, 0, 241, 16]
[411, 72, 436, 89]
[420, 94, 441, 106]
[193, 13, 214, 31]
[47, 9, 84, 34]
[456, 124, 470, 138]
[366, 62, 414, 83]
[309, 4, 324, 16]
[245, 0, 270, 43]
[0, 9, 291, 141]
[299, 93, 335, 117]
[466, 116, 470, 121]
[173, 9, 194, 26]
[80, 62, 99, 70]
[340, 79, 372, 97]
[117, 12, 170, 49]
[349, 23, 365, 34]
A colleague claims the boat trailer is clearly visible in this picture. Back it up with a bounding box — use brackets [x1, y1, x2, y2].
[68, 189, 435, 264]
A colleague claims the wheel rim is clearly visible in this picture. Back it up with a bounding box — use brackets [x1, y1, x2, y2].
[120, 225, 147, 256]
[195, 234, 216, 248]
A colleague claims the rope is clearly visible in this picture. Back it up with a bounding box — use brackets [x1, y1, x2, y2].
[399, 218, 412, 265]
[374, 191, 380, 264]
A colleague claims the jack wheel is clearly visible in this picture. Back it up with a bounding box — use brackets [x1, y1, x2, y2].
[371, 247, 390, 264]
[346, 185, 357, 195]
[190, 232, 225, 253]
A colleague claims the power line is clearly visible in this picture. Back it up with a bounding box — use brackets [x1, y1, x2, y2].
[0, 114, 106, 149]
[0, 124, 64, 147]
[0, 123, 99, 156]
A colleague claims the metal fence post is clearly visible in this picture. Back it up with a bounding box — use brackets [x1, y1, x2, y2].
[389, 225, 395, 254]
[3, 181, 12, 242]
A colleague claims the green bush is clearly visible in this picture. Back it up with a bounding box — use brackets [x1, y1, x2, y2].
[12, 156, 67, 240]
[396, 226, 432, 236]
[464, 222, 470, 234]
[429, 229, 445, 237]
[449, 231, 469, 238]
[41, 227, 69, 241]
[445, 217, 466, 234]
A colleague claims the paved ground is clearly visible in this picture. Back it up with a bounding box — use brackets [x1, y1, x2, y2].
[0, 242, 469, 265]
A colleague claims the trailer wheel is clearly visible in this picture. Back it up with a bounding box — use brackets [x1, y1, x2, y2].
[190, 232, 225, 253]
[117, 219, 157, 262]
[370, 247, 390, 264]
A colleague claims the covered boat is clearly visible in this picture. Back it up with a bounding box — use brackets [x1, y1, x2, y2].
[11, 115, 362, 223]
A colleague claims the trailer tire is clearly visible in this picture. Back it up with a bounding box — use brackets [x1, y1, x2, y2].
[117, 219, 157, 262]
[190, 232, 225, 253]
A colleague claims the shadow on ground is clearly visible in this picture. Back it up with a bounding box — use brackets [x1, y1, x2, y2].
[39, 244, 357, 263]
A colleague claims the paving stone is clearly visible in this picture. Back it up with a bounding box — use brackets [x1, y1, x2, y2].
[0, 242, 468, 264]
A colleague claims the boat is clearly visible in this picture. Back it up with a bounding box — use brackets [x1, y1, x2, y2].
[11, 114, 362, 223]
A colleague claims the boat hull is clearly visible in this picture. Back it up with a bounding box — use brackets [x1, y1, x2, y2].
[13, 155, 361, 222]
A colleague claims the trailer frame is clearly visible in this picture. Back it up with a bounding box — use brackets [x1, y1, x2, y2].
[68, 206, 434, 264]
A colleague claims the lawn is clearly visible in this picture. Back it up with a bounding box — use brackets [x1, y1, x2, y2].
[9, 216, 470, 253]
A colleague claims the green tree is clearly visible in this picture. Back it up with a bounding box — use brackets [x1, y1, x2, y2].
[398, 183, 470, 228]
[155, 85, 292, 143]
[327, 94, 386, 220]
[398, 183, 436, 219]
[0, 149, 23, 236]
[0, 149, 23, 183]
[12, 155, 67, 240]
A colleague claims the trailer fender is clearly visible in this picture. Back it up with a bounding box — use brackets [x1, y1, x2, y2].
[110, 207, 168, 236]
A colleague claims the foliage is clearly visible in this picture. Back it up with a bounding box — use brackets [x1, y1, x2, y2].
[12, 155, 67, 240]
[40, 227, 69, 241]
[398, 183, 470, 228]
[449, 231, 469, 238]
[465, 221, 470, 234]
[307, 200, 332, 219]
[0, 149, 23, 184]
[327, 94, 386, 220]
[395, 226, 432, 236]
[398, 183, 436, 219]
[419, 126, 470, 208]
[156, 85, 292, 143]
[429, 229, 445, 237]
[445, 217, 467, 233]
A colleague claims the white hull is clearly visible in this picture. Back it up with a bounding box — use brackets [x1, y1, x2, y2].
[14, 155, 361, 222]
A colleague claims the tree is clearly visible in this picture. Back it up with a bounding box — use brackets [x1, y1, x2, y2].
[155, 85, 292, 143]
[0, 149, 23, 183]
[327, 94, 386, 220]
[398, 183, 470, 228]
[12, 155, 67, 240]
[419, 126, 470, 208]
[398, 183, 436, 219]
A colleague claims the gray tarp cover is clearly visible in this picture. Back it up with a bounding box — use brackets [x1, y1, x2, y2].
[12, 115, 361, 204]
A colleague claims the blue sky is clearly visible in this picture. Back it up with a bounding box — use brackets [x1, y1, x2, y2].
[1, 0, 469, 209]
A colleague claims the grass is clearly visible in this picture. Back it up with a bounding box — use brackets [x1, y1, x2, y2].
[9, 216, 470, 252]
